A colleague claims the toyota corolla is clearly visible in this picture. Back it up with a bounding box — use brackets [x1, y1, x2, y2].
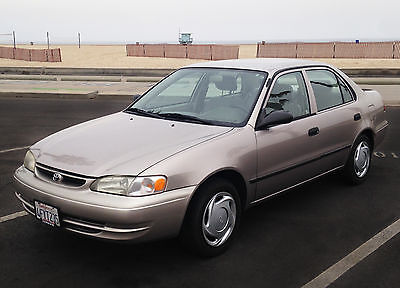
[14, 59, 388, 256]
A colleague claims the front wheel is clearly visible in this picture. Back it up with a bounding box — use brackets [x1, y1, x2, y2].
[344, 135, 372, 184]
[180, 178, 241, 257]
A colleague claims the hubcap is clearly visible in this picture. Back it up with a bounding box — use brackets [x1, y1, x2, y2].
[354, 141, 370, 178]
[202, 192, 237, 247]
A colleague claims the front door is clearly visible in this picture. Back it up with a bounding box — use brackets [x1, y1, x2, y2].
[254, 70, 322, 200]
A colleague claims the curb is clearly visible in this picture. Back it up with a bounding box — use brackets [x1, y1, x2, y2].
[352, 78, 400, 85]
[0, 67, 174, 77]
[0, 91, 136, 101]
[0, 74, 163, 83]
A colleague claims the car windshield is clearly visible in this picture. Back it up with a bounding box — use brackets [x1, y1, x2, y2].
[126, 68, 267, 126]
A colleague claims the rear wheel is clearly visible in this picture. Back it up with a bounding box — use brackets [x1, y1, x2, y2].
[180, 178, 241, 257]
[344, 135, 372, 184]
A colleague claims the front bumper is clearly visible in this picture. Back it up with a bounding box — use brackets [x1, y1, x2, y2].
[13, 166, 194, 241]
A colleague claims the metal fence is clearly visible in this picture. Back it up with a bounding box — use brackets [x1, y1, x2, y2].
[257, 42, 400, 59]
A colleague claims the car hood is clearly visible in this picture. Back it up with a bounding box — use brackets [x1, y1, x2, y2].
[31, 112, 232, 177]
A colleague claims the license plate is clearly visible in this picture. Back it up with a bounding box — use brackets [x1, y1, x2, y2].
[34, 201, 60, 227]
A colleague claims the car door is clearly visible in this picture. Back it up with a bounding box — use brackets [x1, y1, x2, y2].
[254, 70, 324, 201]
[304, 68, 360, 170]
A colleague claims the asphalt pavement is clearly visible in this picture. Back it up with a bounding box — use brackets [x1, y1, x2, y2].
[0, 98, 399, 288]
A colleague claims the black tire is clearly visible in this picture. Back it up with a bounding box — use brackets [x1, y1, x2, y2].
[344, 135, 372, 185]
[180, 178, 241, 257]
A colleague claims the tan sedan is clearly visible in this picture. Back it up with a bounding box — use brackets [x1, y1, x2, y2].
[14, 59, 388, 256]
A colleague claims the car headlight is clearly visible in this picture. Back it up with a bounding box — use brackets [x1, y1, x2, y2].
[23, 150, 36, 173]
[90, 176, 167, 197]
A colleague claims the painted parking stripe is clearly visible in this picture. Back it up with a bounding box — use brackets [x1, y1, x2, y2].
[0, 146, 29, 154]
[302, 218, 400, 288]
[0, 211, 28, 223]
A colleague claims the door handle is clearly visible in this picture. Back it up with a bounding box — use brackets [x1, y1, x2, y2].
[354, 113, 361, 121]
[308, 127, 319, 137]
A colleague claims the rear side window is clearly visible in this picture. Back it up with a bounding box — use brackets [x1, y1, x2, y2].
[306, 69, 351, 111]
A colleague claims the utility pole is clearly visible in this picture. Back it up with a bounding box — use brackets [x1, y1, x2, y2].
[78, 32, 81, 48]
[13, 31, 16, 48]
[47, 32, 50, 49]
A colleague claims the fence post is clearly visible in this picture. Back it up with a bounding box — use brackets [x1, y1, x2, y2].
[333, 43, 336, 58]
[393, 42, 395, 59]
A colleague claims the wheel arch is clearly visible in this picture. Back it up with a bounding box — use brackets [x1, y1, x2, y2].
[186, 169, 248, 214]
[354, 128, 375, 150]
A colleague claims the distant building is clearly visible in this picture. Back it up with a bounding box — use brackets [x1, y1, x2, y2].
[179, 33, 193, 45]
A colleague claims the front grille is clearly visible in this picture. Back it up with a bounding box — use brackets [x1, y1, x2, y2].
[35, 163, 87, 187]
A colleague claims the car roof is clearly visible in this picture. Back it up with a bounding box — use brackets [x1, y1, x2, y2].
[186, 58, 330, 74]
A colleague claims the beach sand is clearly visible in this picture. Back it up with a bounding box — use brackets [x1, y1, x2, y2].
[0, 44, 400, 69]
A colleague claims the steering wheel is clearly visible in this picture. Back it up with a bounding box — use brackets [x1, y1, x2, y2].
[228, 104, 248, 114]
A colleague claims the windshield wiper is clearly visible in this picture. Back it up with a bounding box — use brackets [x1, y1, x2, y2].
[125, 107, 162, 119]
[157, 112, 215, 125]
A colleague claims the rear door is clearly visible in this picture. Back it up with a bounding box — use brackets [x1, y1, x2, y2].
[304, 68, 360, 169]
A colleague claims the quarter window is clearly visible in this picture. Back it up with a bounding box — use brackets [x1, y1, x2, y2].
[338, 77, 353, 103]
[266, 72, 310, 119]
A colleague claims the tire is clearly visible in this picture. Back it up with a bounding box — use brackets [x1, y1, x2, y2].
[344, 135, 372, 185]
[180, 178, 241, 257]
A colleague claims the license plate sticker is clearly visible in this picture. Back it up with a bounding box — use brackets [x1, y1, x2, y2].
[34, 201, 60, 227]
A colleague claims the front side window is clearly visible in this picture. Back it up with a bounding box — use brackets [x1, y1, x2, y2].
[266, 71, 310, 119]
[127, 68, 267, 126]
[306, 69, 345, 111]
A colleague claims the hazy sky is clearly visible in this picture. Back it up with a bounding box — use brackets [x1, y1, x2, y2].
[1, 0, 399, 44]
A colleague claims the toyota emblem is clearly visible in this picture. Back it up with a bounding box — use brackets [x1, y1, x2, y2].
[52, 172, 63, 183]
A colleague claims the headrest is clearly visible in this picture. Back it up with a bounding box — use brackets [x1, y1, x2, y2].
[271, 83, 292, 96]
[214, 75, 237, 91]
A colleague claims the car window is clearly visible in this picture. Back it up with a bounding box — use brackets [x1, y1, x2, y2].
[306, 69, 344, 111]
[140, 71, 204, 108]
[129, 68, 267, 126]
[266, 71, 310, 119]
[338, 77, 353, 103]
[206, 75, 242, 98]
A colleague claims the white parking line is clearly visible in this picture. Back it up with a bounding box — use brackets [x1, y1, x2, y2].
[0, 146, 29, 154]
[302, 218, 400, 288]
[0, 211, 28, 223]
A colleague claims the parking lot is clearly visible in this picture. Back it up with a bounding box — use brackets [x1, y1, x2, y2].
[0, 97, 399, 288]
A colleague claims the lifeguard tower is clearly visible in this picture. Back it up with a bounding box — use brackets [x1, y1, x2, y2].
[179, 33, 193, 45]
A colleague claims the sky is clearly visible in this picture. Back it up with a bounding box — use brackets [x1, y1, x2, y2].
[0, 0, 399, 44]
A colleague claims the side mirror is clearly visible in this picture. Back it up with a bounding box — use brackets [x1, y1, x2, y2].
[257, 110, 293, 130]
